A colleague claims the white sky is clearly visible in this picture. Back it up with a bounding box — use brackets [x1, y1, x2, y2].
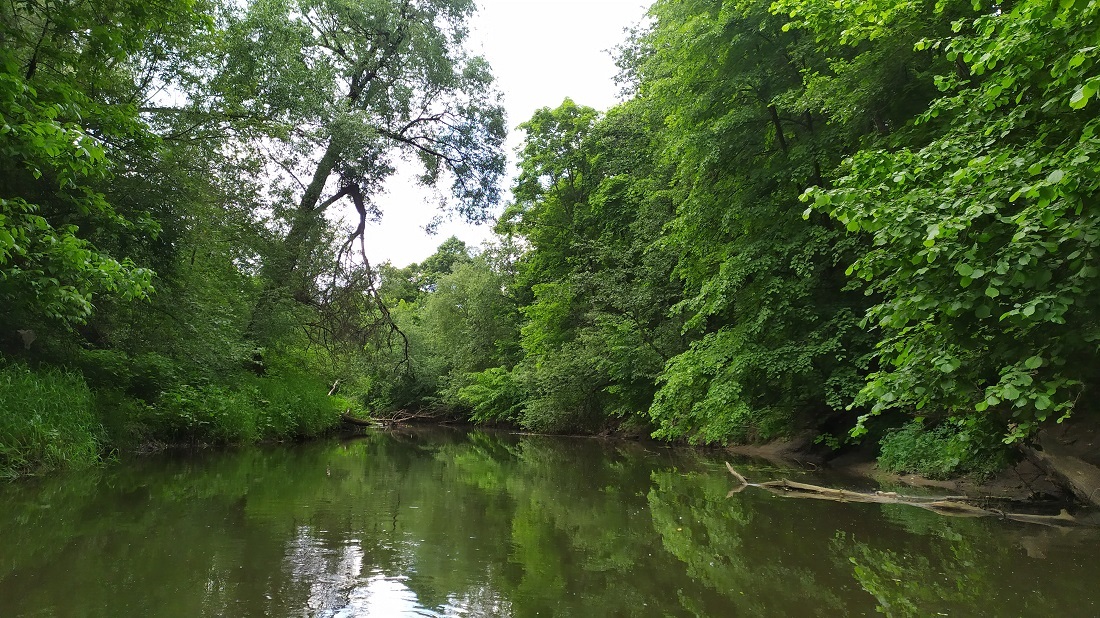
[360, 0, 651, 267]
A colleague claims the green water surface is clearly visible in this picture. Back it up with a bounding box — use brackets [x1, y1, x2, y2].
[1, 428, 1097, 617]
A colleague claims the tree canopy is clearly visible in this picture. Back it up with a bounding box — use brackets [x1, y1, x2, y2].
[355, 0, 1100, 478]
[4, 0, 1100, 480]
[0, 0, 506, 476]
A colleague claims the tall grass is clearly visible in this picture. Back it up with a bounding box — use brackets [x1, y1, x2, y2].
[0, 363, 103, 478]
[146, 370, 344, 445]
[252, 370, 345, 439]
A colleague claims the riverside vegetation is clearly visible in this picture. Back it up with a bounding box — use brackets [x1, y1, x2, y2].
[2, 0, 1099, 481]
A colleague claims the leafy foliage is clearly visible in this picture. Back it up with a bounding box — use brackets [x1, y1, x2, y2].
[366, 0, 1100, 470]
[0, 0, 506, 474]
[630, 0, 875, 443]
[877, 418, 1010, 480]
[6, 0, 1100, 481]
[0, 0, 202, 324]
[803, 0, 1100, 440]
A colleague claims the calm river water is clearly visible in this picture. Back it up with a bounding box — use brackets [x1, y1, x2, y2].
[1, 428, 1098, 617]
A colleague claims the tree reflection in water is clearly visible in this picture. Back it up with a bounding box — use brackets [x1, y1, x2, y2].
[0, 429, 1098, 617]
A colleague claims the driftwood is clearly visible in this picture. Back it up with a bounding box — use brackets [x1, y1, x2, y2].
[726, 462, 1078, 528]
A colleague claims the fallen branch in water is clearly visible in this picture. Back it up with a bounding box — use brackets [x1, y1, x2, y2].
[340, 407, 446, 429]
[725, 462, 1078, 528]
[341, 411, 376, 427]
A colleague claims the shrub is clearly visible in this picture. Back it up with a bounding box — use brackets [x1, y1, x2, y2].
[455, 367, 524, 424]
[250, 370, 343, 439]
[152, 384, 260, 444]
[145, 370, 343, 444]
[93, 388, 153, 450]
[878, 417, 1010, 480]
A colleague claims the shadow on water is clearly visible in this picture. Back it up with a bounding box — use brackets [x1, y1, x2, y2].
[1, 427, 1098, 617]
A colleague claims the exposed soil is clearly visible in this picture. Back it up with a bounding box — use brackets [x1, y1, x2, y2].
[843, 457, 1068, 504]
[1026, 413, 1100, 506]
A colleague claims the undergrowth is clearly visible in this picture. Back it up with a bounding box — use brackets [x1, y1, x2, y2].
[142, 369, 345, 444]
[0, 363, 102, 478]
[877, 417, 1011, 481]
[1, 360, 346, 478]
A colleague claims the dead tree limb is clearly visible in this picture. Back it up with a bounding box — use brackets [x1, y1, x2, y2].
[725, 463, 1079, 528]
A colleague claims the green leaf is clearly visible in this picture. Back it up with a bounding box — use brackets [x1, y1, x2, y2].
[1070, 83, 1095, 109]
[1025, 355, 1043, 369]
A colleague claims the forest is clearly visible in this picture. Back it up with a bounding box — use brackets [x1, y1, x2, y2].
[1, 0, 1098, 481]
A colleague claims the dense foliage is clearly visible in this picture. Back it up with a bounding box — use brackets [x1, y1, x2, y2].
[4, 0, 1098, 478]
[0, 0, 504, 476]
[360, 0, 1100, 477]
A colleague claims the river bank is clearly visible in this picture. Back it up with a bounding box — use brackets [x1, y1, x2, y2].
[721, 415, 1100, 508]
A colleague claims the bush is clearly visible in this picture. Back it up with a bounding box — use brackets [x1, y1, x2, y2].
[94, 388, 153, 450]
[455, 368, 524, 424]
[0, 363, 103, 477]
[152, 384, 260, 444]
[73, 349, 178, 398]
[878, 417, 1010, 480]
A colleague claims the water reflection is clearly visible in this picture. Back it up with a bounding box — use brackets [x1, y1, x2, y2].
[0, 429, 1098, 617]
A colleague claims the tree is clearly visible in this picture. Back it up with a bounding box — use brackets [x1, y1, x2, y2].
[0, 0, 206, 327]
[492, 98, 683, 431]
[210, 0, 507, 328]
[629, 0, 873, 444]
[415, 235, 473, 291]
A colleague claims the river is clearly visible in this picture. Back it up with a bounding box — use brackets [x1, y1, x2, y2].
[1, 428, 1098, 617]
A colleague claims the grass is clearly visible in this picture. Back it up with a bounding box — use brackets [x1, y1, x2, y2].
[0, 363, 103, 478]
[0, 357, 347, 479]
[144, 370, 344, 445]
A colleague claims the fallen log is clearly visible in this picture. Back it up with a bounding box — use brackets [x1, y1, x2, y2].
[726, 462, 1079, 528]
[341, 411, 376, 427]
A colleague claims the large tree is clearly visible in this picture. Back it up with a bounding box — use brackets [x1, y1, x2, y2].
[208, 0, 507, 322]
[629, 0, 874, 444]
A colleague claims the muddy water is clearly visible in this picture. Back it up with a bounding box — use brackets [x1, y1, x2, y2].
[1, 428, 1097, 617]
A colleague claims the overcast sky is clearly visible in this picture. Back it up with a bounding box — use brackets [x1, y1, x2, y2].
[359, 0, 651, 267]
